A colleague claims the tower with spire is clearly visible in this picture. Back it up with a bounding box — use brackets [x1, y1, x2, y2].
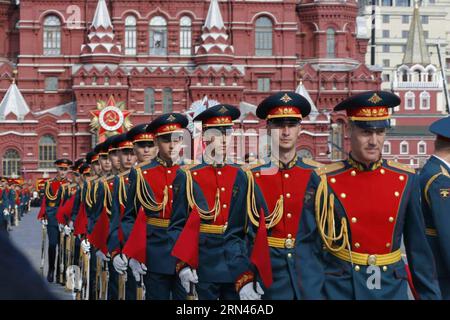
[390, 0, 447, 168]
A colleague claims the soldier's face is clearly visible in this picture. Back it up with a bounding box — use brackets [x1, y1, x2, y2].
[350, 125, 386, 164]
[134, 142, 158, 163]
[156, 134, 183, 162]
[57, 167, 69, 179]
[99, 155, 112, 173]
[203, 128, 232, 162]
[269, 121, 301, 154]
[92, 162, 101, 175]
[119, 149, 136, 170]
[108, 151, 121, 171]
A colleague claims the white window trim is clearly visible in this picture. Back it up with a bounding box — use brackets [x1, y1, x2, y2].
[419, 91, 431, 110]
[383, 141, 391, 155]
[405, 92, 415, 110]
[418, 141, 427, 155]
[400, 141, 409, 155]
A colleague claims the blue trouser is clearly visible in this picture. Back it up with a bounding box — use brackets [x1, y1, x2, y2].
[144, 272, 186, 300]
[195, 281, 239, 300]
[108, 260, 119, 300]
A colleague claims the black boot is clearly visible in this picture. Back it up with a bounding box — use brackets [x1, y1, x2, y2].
[47, 246, 56, 283]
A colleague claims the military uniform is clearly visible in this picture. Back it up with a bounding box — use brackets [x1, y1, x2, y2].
[122, 114, 187, 300]
[224, 92, 321, 300]
[296, 91, 441, 300]
[0, 178, 8, 232]
[168, 105, 246, 300]
[419, 117, 450, 299]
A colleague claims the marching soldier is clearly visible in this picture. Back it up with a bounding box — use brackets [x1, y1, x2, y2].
[224, 92, 322, 300]
[0, 178, 8, 232]
[120, 114, 188, 300]
[296, 91, 441, 300]
[37, 158, 73, 283]
[168, 105, 247, 300]
[419, 116, 450, 299]
[126, 124, 158, 164]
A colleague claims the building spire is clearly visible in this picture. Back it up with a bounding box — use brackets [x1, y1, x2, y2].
[91, 0, 112, 30]
[402, 2, 430, 65]
[0, 71, 31, 121]
[204, 0, 224, 30]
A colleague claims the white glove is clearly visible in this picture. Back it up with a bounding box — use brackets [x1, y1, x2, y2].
[64, 225, 71, 236]
[14, 205, 18, 210]
[41, 219, 48, 226]
[239, 282, 264, 300]
[69, 221, 74, 231]
[58, 224, 64, 232]
[95, 250, 110, 262]
[81, 239, 91, 253]
[129, 258, 147, 282]
[179, 267, 199, 293]
[113, 254, 128, 274]
[3, 209, 9, 216]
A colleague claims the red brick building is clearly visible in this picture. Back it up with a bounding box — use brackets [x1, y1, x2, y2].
[0, 0, 380, 182]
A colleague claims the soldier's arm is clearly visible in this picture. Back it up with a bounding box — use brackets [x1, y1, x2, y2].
[108, 176, 121, 254]
[168, 169, 189, 249]
[223, 169, 252, 288]
[121, 168, 138, 242]
[403, 174, 442, 300]
[90, 180, 105, 228]
[426, 174, 450, 273]
[70, 188, 81, 222]
[295, 173, 326, 300]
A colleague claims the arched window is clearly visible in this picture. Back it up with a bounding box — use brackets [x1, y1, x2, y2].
[405, 91, 415, 110]
[400, 141, 409, 155]
[420, 91, 430, 110]
[427, 70, 434, 82]
[125, 15, 137, 55]
[255, 17, 273, 56]
[144, 87, 155, 114]
[326, 28, 335, 58]
[2, 149, 21, 177]
[180, 16, 192, 56]
[162, 87, 173, 113]
[43, 15, 61, 56]
[401, 70, 408, 82]
[149, 16, 167, 56]
[39, 135, 56, 169]
[383, 141, 391, 155]
[418, 141, 427, 155]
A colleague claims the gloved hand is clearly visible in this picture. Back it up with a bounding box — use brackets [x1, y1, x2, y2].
[95, 250, 110, 262]
[81, 239, 91, 253]
[58, 224, 64, 232]
[64, 225, 71, 236]
[41, 219, 48, 226]
[239, 282, 264, 300]
[113, 254, 128, 274]
[69, 221, 74, 231]
[129, 258, 147, 282]
[3, 209, 9, 216]
[179, 267, 199, 293]
[14, 205, 18, 210]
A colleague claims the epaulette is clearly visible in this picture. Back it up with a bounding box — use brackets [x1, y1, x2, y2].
[244, 160, 266, 172]
[441, 165, 450, 178]
[314, 162, 345, 176]
[181, 163, 198, 171]
[302, 157, 323, 168]
[134, 161, 151, 169]
[86, 175, 99, 183]
[106, 174, 116, 182]
[387, 160, 415, 174]
[118, 169, 131, 178]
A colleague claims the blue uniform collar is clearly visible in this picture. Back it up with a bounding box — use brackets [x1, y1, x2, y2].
[431, 154, 450, 171]
[347, 153, 383, 172]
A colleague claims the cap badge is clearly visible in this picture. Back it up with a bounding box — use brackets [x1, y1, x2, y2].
[368, 93, 382, 104]
[280, 93, 292, 103]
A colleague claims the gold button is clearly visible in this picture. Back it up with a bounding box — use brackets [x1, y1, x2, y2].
[399, 175, 405, 181]
[218, 171, 222, 175]
[383, 266, 388, 272]
[354, 242, 360, 248]
[286, 193, 291, 198]
[389, 217, 394, 223]
[284, 173, 289, 178]
[193, 172, 198, 176]
[110, 182, 113, 186]
[287, 253, 293, 259]
[330, 178, 336, 183]
[355, 265, 360, 272]
[394, 191, 400, 197]
[255, 173, 260, 178]
[351, 217, 357, 223]
[143, 171, 147, 174]
[287, 213, 292, 219]
[171, 200, 173, 203]
[341, 193, 346, 199]
[126, 178, 129, 181]
[380, 169, 385, 174]
[167, 170, 172, 174]
[386, 242, 391, 248]
[221, 187, 225, 192]
[287, 234, 292, 239]
[351, 171, 356, 176]
[169, 185, 173, 189]
[223, 204, 227, 209]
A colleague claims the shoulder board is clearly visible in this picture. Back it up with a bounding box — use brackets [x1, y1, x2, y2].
[441, 165, 450, 178]
[118, 170, 130, 178]
[302, 158, 323, 168]
[86, 175, 99, 183]
[181, 163, 198, 171]
[244, 160, 266, 172]
[106, 174, 116, 182]
[387, 160, 415, 174]
[134, 161, 151, 169]
[314, 162, 345, 175]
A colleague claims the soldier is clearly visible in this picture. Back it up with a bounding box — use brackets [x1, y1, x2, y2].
[419, 116, 450, 299]
[37, 158, 73, 283]
[224, 92, 322, 300]
[0, 178, 8, 232]
[119, 114, 188, 300]
[296, 91, 441, 300]
[168, 104, 247, 300]
[107, 133, 137, 300]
